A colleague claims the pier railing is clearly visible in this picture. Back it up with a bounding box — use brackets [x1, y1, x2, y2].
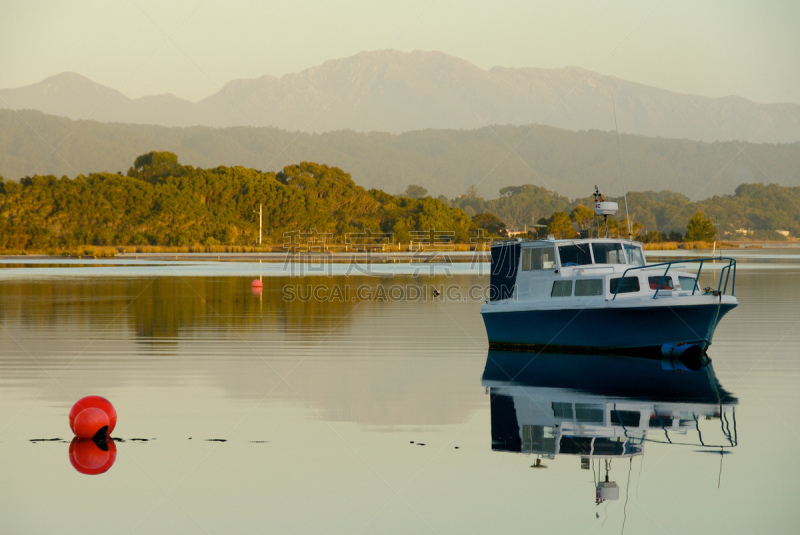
[612, 257, 736, 300]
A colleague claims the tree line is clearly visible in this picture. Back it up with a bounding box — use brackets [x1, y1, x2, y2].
[443, 182, 800, 241]
[0, 152, 476, 251]
[1, 151, 797, 252]
[3, 109, 799, 201]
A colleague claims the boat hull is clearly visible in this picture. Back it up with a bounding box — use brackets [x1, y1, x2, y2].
[482, 302, 737, 355]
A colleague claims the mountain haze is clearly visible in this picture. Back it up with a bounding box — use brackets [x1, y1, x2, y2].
[0, 72, 199, 126]
[2, 51, 798, 143]
[3, 109, 799, 200]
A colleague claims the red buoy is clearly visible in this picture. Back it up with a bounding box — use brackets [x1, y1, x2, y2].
[69, 396, 117, 436]
[69, 438, 117, 475]
[73, 407, 109, 439]
[251, 279, 263, 288]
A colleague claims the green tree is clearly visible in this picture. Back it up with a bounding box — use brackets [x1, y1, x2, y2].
[403, 184, 428, 199]
[616, 218, 644, 239]
[686, 211, 716, 241]
[641, 230, 666, 243]
[471, 213, 507, 236]
[545, 212, 576, 239]
[569, 205, 594, 231]
[488, 185, 570, 229]
[667, 231, 684, 242]
[127, 151, 180, 181]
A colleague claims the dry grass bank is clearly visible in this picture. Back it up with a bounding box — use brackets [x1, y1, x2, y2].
[643, 241, 739, 251]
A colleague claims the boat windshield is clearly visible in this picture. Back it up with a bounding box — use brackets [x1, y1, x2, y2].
[557, 241, 645, 267]
[624, 244, 645, 266]
[592, 242, 626, 264]
[558, 244, 592, 266]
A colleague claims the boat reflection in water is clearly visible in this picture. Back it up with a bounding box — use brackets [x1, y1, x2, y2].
[482, 351, 737, 504]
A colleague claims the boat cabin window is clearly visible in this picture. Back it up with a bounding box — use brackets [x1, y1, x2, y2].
[522, 425, 557, 453]
[648, 276, 674, 290]
[521, 246, 556, 271]
[521, 248, 531, 271]
[575, 403, 604, 424]
[551, 280, 573, 297]
[592, 439, 626, 456]
[559, 437, 593, 455]
[552, 402, 573, 419]
[678, 276, 698, 291]
[575, 279, 603, 296]
[624, 244, 645, 266]
[558, 244, 592, 267]
[611, 410, 641, 427]
[649, 415, 674, 427]
[592, 242, 626, 264]
[610, 276, 640, 294]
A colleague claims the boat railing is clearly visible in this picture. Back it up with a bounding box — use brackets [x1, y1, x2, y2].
[611, 257, 736, 300]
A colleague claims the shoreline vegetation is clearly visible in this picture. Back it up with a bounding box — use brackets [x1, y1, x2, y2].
[2, 152, 798, 256]
[1, 240, 794, 260]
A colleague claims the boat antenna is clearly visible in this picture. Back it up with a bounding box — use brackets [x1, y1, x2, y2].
[612, 93, 632, 239]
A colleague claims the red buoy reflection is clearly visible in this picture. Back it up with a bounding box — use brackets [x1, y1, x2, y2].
[69, 437, 117, 475]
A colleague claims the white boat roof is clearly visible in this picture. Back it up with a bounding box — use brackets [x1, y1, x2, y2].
[494, 237, 644, 247]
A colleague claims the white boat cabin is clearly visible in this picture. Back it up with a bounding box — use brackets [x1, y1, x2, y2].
[490, 238, 700, 303]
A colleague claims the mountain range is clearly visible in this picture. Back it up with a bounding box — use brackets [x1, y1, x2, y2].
[2, 50, 799, 143]
[2, 109, 799, 200]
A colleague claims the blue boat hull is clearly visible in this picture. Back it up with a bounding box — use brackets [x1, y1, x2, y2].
[482, 303, 736, 354]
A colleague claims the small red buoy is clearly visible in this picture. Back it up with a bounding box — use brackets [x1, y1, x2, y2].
[69, 396, 117, 436]
[69, 438, 117, 475]
[73, 407, 109, 439]
[251, 279, 263, 288]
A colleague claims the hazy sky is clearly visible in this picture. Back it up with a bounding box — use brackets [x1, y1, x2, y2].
[1, 0, 798, 104]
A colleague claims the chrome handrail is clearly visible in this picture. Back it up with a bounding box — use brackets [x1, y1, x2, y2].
[611, 257, 736, 300]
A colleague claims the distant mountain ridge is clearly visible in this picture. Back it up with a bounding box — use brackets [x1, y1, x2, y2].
[2, 50, 799, 143]
[2, 109, 799, 200]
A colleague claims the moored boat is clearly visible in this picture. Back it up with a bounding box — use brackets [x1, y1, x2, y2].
[481, 201, 737, 355]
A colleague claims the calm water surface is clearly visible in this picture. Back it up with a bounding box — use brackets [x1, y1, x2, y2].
[1, 249, 799, 534]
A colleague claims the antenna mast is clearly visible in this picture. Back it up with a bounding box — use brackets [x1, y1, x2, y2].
[612, 93, 632, 239]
